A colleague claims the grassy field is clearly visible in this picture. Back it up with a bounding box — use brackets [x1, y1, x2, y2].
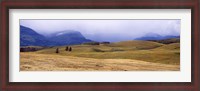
[20, 39, 180, 71]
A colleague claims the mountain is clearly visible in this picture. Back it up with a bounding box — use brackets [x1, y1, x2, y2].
[134, 33, 180, 40]
[20, 25, 51, 46]
[20, 26, 92, 46]
[47, 30, 92, 46]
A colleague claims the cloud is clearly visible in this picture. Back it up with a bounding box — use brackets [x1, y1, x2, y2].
[20, 19, 180, 42]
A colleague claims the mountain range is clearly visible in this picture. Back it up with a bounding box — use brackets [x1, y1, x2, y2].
[134, 33, 180, 40]
[20, 25, 92, 46]
[20, 25, 180, 47]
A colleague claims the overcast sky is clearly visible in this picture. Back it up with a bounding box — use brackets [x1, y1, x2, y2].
[20, 20, 180, 42]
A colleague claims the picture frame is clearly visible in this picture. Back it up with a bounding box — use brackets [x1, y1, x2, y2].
[0, 0, 199, 91]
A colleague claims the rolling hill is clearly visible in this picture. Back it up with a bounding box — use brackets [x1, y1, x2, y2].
[20, 37, 180, 71]
[36, 38, 180, 65]
[148, 38, 180, 44]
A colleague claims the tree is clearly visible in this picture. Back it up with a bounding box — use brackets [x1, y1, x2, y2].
[69, 47, 72, 51]
[20, 48, 24, 52]
[56, 48, 59, 53]
[65, 46, 68, 51]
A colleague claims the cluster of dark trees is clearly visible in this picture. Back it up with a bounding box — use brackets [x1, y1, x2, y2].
[20, 47, 43, 52]
[101, 42, 110, 44]
[148, 38, 180, 44]
[56, 46, 72, 53]
[83, 42, 110, 45]
[65, 46, 72, 51]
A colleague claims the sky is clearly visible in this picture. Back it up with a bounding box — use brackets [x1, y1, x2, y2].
[20, 20, 180, 42]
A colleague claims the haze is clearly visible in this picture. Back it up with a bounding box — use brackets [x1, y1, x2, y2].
[20, 20, 180, 42]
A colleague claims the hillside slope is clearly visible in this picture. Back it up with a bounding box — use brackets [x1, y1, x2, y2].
[47, 30, 92, 46]
[20, 25, 51, 46]
[20, 26, 92, 46]
[36, 39, 180, 65]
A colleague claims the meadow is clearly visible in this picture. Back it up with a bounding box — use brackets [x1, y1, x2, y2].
[20, 39, 180, 71]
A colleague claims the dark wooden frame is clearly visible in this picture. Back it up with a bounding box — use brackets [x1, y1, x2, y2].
[0, 0, 199, 91]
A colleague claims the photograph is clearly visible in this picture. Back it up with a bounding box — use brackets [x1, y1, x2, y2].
[1, 0, 198, 90]
[20, 19, 180, 71]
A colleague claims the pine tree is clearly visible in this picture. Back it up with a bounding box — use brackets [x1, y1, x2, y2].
[65, 46, 68, 51]
[56, 48, 59, 53]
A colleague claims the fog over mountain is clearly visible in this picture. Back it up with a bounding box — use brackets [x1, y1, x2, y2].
[20, 20, 180, 42]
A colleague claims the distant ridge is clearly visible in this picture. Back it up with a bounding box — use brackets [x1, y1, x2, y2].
[20, 25, 92, 46]
[148, 38, 180, 44]
[134, 33, 180, 40]
[20, 25, 51, 46]
[47, 30, 92, 46]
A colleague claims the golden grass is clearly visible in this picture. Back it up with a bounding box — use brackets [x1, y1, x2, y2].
[20, 52, 179, 71]
[20, 40, 180, 71]
[36, 41, 180, 65]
